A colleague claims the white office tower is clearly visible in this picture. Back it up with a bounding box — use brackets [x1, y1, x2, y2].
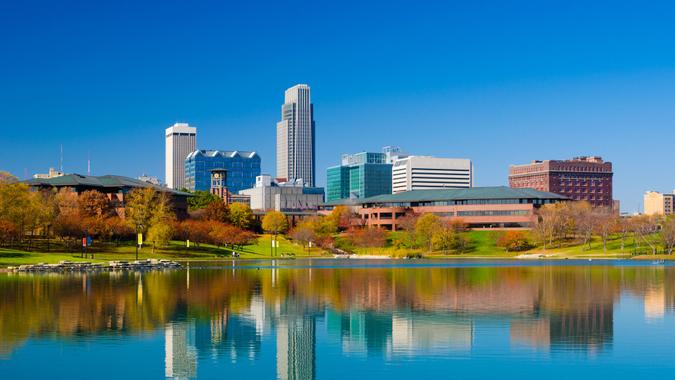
[165, 122, 196, 189]
[276, 84, 315, 186]
[392, 156, 473, 193]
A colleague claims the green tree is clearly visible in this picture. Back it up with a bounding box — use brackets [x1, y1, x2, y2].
[188, 190, 220, 211]
[262, 211, 289, 256]
[229, 202, 253, 229]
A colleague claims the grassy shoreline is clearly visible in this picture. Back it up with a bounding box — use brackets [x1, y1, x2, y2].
[1, 231, 671, 268]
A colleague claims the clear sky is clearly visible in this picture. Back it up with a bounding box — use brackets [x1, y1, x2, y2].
[1, 0, 674, 212]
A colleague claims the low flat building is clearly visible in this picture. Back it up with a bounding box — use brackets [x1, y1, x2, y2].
[509, 156, 613, 207]
[644, 191, 675, 216]
[25, 174, 191, 219]
[239, 175, 324, 212]
[322, 186, 568, 230]
[33, 167, 65, 179]
[392, 156, 472, 194]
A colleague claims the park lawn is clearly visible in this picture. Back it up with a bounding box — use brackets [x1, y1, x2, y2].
[0, 234, 326, 267]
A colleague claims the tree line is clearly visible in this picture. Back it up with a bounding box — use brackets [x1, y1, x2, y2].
[534, 201, 675, 254]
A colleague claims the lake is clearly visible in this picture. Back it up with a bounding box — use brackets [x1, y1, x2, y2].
[2, 259, 675, 379]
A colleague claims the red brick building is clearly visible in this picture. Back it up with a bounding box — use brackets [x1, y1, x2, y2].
[508, 156, 613, 207]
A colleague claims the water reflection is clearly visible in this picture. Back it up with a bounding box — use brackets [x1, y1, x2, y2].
[2, 262, 675, 378]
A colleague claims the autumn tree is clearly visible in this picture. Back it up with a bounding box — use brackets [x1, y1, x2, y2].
[661, 217, 675, 255]
[289, 221, 317, 253]
[146, 193, 176, 253]
[229, 202, 253, 229]
[78, 190, 113, 218]
[177, 220, 213, 247]
[632, 215, 659, 255]
[415, 213, 443, 252]
[0, 171, 18, 184]
[0, 182, 43, 248]
[262, 211, 289, 256]
[204, 200, 230, 223]
[496, 231, 534, 252]
[125, 188, 156, 235]
[347, 227, 387, 254]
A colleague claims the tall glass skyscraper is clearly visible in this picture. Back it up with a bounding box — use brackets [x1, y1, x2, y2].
[276, 84, 315, 186]
[326, 151, 394, 202]
[184, 150, 261, 192]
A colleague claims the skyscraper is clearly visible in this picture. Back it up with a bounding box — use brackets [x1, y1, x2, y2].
[165, 122, 196, 189]
[276, 84, 315, 186]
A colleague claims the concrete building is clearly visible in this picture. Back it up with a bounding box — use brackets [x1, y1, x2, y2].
[326, 150, 394, 202]
[165, 122, 197, 189]
[239, 175, 324, 212]
[644, 191, 675, 216]
[184, 150, 260, 193]
[276, 84, 315, 186]
[392, 156, 473, 194]
[509, 156, 613, 208]
[322, 186, 568, 230]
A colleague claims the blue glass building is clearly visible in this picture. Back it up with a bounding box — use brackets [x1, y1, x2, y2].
[184, 150, 261, 192]
[326, 152, 393, 202]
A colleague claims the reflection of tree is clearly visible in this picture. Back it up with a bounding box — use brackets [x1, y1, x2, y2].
[4, 266, 675, 358]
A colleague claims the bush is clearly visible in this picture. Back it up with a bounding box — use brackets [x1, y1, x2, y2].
[496, 231, 534, 252]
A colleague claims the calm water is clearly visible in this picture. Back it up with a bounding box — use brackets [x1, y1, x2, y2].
[2, 259, 675, 379]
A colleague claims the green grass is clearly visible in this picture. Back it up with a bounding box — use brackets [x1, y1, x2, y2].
[0, 234, 326, 267]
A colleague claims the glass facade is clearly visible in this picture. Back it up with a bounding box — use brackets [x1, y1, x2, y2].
[326, 152, 392, 202]
[184, 150, 261, 193]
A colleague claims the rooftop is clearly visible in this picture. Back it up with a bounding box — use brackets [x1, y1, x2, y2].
[323, 186, 568, 206]
[185, 150, 259, 160]
[25, 174, 191, 196]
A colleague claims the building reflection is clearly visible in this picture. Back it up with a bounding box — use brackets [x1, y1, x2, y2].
[165, 321, 197, 379]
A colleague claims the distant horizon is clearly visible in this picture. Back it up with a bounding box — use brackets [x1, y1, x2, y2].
[3, 1, 675, 213]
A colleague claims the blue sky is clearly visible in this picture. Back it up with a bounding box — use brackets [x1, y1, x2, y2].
[1, 0, 674, 212]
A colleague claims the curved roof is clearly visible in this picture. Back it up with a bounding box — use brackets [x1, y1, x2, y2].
[25, 174, 191, 196]
[185, 150, 259, 160]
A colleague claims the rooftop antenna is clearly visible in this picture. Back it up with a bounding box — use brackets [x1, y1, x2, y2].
[59, 144, 64, 172]
[87, 151, 91, 176]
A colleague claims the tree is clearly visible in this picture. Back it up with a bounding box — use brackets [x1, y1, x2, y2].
[348, 227, 387, 253]
[228, 203, 253, 229]
[0, 182, 43, 248]
[188, 190, 220, 211]
[570, 202, 596, 250]
[177, 220, 213, 247]
[415, 213, 443, 252]
[661, 217, 675, 255]
[592, 208, 616, 252]
[209, 223, 256, 250]
[327, 205, 353, 231]
[289, 222, 316, 254]
[496, 231, 534, 252]
[78, 190, 113, 218]
[431, 226, 455, 253]
[204, 200, 230, 223]
[146, 193, 176, 253]
[633, 215, 659, 254]
[0, 171, 18, 184]
[125, 188, 156, 235]
[262, 211, 289, 256]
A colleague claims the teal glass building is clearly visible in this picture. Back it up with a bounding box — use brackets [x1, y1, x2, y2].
[326, 152, 392, 202]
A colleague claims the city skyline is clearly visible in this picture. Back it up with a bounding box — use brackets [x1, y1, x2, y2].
[3, 1, 675, 212]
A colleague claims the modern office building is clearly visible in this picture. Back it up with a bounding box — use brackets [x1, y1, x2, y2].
[509, 156, 613, 207]
[276, 84, 315, 186]
[321, 186, 568, 230]
[184, 150, 260, 193]
[165, 122, 197, 189]
[392, 156, 473, 194]
[326, 151, 393, 202]
[239, 175, 324, 212]
[644, 191, 675, 216]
